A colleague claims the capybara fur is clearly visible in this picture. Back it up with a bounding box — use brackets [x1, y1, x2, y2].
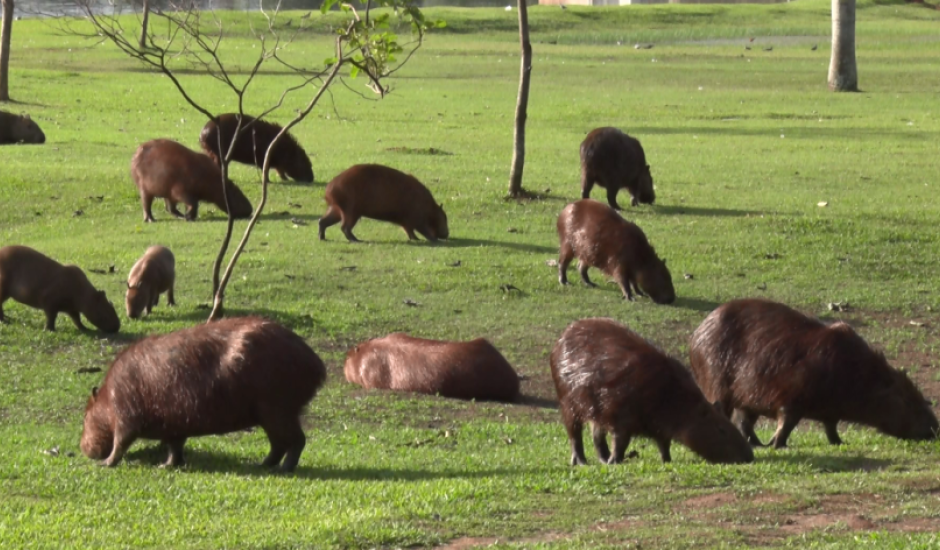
[0, 245, 120, 333]
[0, 111, 46, 144]
[130, 139, 253, 222]
[318, 164, 449, 242]
[580, 127, 653, 209]
[557, 199, 675, 304]
[689, 299, 939, 448]
[344, 333, 520, 402]
[550, 318, 754, 466]
[125, 246, 176, 319]
[80, 317, 327, 470]
[199, 113, 314, 183]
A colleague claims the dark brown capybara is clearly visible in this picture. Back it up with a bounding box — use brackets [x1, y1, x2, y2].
[344, 333, 520, 402]
[318, 164, 449, 243]
[125, 245, 176, 319]
[0, 111, 46, 144]
[199, 113, 314, 183]
[80, 317, 327, 470]
[130, 139, 254, 222]
[550, 318, 754, 466]
[689, 299, 939, 448]
[580, 127, 653, 210]
[556, 199, 675, 304]
[0, 245, 120, 333]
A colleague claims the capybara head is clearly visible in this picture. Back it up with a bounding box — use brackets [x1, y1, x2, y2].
[80, 387, 113, 460]
[430, 204, 449, 240]
[636, 258, 675, 305]
[872, 364, 939, 441]
[223, 180, 254, 219]
[679, 402, 755, 464]
[82, 290, 121, 333]
[635, 165, 655, 205]
[14, 114, 46, 144]
[125, 283, 150, 320]
[284, 154, 314, 183]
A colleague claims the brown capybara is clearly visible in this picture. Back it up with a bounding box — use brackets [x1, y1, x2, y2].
[199, 113, 314, 183]
[580, 127, 654, 210]
[550, 318, 754, 466]
[344, 333, 520, 402]
[318, 164, 449, 242]
[556, 199, 675, 304]
[0, 111, 46, 144]
[130, 138, 254, 222]
[690, 299, 939, 449]
[0, 245, 120, 333]
[80, 317, 327, 470]
[125, 246, 176, 319]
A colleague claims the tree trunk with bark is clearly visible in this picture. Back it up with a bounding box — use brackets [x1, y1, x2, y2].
[507, 0, 532, 198]
[139, 0, 150, 49]
[0, 0, 13, 101]
[828, 0, 858, 92]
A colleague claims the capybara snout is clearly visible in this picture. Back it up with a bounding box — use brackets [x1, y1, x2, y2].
[0, 111, 46, 145]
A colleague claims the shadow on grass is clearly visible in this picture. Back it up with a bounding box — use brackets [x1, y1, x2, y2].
[632, 126, 932, 141]
[123, 307, 324, 335]
[757, 452, 892, 473]
[439, 237, 557, 255]
[671, 296, 721, 312]
[655, 204, 767, 217]
[517, 394, 559, 410]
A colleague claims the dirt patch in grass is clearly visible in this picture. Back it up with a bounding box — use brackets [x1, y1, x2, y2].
[433, 536, 499, 550]
[682, 491, 738, 509]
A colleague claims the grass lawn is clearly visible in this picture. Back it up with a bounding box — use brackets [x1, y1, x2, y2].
[2, 0, 940, 547]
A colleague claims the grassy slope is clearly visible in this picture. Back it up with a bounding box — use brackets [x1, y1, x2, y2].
[2, 0, 940, 548]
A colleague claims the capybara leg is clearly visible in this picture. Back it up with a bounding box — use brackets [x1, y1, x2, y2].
[276, 168, 288, 182]
[631, 280, 646, 297]
[340, 217, 362, 243]
[416, 226, 438, 242]
[43, 309, 59, 331]
[278, 421, 307, 473]
[165, 199, 186, 219]
[591, 423, 611, 463]
[261, 440, 287, 469]
[184, 202, 199, 222]
[580, 171, 594, 200]
[102, 432, 135, 467]
[823, 420, 843, 445]
[141, 194, 156, 223]
[162, 438, 187, 467]
[558, 245, 574, 286]
[404, 227, 420, 241]
[608, 431, 634, 464]
[617, 279, 635, 301]
[66, 310, 88, 331]
[317, 206, 341, 240]
[655, 438, 672, 463]
[739, 410, 766, 447]
[630, 195, 639, 207]
[167, 287, 176, 307]
[769, 410, 801, 449]
[565, 419, 588, 466]
[606, 187, 623, 211]
[577, 262, 597, 288]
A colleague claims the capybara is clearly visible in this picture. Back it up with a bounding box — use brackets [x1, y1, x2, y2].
[80, 317, 327, 470]
[689, 299, 939, 448]
[344, 333, 520, 402]
[0, 110, 46, 144]
[125, 246, 176, 319]
[556, 199, 675, 304]
[550, 318, 754, 466]
[0, 245, 120, 333]
[199, 113, 314, 183]
[580, 127, 653, 210]
[130, 138, 254, 222]
[318, 164, 449, 242]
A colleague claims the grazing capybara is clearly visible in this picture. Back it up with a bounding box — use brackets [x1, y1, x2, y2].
[689, 298, 939, 448]
[125, 246, 176, 319]
[130, 139, 253, 222]
[556, 199, 675, 304]
[344, 333, 520, 402]
[199, 113, 314, 183]
[0, 111, 46, 144]
[580, 127, 654, 210]
[318, 164, 449, 242]
[0, 245, 120, 333]
[80, 317, 327, 470]
[551, 318, 753, 466]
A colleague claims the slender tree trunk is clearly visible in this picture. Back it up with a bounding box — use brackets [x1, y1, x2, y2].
[828, 0, 858, 92]
[0, 0, 13, 101]
[507, 0, 532, 198]
[139, 0, 150, 49]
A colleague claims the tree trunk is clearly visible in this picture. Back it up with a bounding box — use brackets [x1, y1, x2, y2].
[507, 0, 532, 198]
[139, 0, 150, 49]
[828, 0, 858, 92]
[0, 0, 13, 101]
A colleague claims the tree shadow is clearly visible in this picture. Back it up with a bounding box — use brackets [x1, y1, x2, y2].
[153, 307, 326, 333]
[438, 237, 557, 255]
[654, 205, 767, 217]
[0, 98, 50, 108]
[671, 296, 722, 312]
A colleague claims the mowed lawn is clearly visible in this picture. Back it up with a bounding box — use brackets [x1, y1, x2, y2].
[2, 0, 940, 548]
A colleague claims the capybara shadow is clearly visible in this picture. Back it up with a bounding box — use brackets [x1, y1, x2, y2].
[654, 205, 767, 218]
[437, 238, 557, 255]
[0, 111, 46, 144]
[672, 297, 722, 312]
[125, 246, 176, 319]
[580, 127, 653, 210]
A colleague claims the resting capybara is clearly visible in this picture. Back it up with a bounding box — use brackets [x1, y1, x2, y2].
[550, 318, 754, 466]
[80, 317, 327, 470]
[318, 164, 449, 242]
[580, 127, 653, 210]
[557, 199, 675, 304]
[689, 298, 939, 448]
[344, 333, 520, 402]
[130, 138, 253, 222]
[199, 113, 314, 183]
[125, 246, 176, 319]
[0, 111, 46, 144]
[0, 245, 120, 333]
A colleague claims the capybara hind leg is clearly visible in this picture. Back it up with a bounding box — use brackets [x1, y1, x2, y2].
[580, 171, 594, 200]
[317, 206, 341, 240]
[558, 245, 574, 286]
[616, 278, 635, 301]
[165, 199, 185, 219]
[768, 410, 801, 449]
[167, 287, 176, 307]
[591, 423, 611, 463]
[606, 187, 623, 211]
[162, 438, 187, 467]
[564, 418, 588, 466]
[278, 421, 307, 473]
[654, 437, 672, 463]
[631, 279, 646, 297]
[577, 262, 597, 288]
[823, 420, 843, 445]
[275, 168, 288, 182]
[43, 309, 59, 331]
[739, 410, 766, 447]
[141, 194, 156, 223]
[608, 432, 634, 464]
[184, 202, 199, 222]
[340, 219, 362, 243]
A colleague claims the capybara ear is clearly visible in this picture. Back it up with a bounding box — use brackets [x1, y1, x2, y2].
[439, 203, 444, 210]
[24, 114, 31, 120]
[97, 290, 108, 298]
[662, 258, 667, 265]
[712, 400, 723, 413]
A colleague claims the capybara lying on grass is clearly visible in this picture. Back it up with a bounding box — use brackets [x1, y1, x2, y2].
[689, 298, 939, 448]
[557, 199, 674, 304]
[130, 138, 253, 222]
[199, 113, 314, 183]
[0, 111, 46, 144]
[318, 164, 449, 242]
[580, 127, 653, 209]
[80, 317, 327, 470]
[125, 246, 176, 319]
[551, 318, 753, 466]
[0, 245, 120, 333]
[344, 333, 520, 402]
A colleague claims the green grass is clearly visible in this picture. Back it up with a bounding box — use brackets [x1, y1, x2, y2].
[3, 0, 940, 547]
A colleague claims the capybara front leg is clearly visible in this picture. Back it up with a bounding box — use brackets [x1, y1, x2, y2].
[404, 227, 420, 241]
[617, 279, 635, 301]
[631, 279, 646, 297]
[823, 420, 843, 445]
[43, 309, 59, 331]
[317, 206, 341, 241]
[141, 194, 156, 223]
[580, 171, 594, 200]
[102, 432, 135, 467]
[340, 218, 362, 243]
[591, 423, 611, 463]
[184, 202, 199, 222]
[278, 420, 307, 473]
[565, 418, 587, 466]
[558, 245, 574, 286]
[608, 431, 635, 464]
[578, 262, 597, 288]
[66, 310, 88, 331]
[655, 437, 672, 463]
[275, 168, 288, 182]
[165, 199, 186, 219]
[606, 187, 623, 211]
[167, 287, 176, 307]
[162, 438, 187, 467]
[768, 410, 801, 449]
[739, 410, 766, 447]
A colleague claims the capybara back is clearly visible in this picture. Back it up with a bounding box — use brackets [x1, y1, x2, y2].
[580, 127, 653, 209]
[199, 113, 314, 183]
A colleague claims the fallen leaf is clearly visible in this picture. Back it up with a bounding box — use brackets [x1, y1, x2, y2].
[818, 201, 828, 207]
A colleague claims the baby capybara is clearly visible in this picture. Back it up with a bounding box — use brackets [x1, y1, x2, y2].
[318, 164, 449, 242]
[125, 245, 176, 319]
[557, 199, 675, 304]
[344, 333, 520, 402]
[580, 127, 654, 210]
[199, 113, 314, 183]
[0, 245, 120, 333]
[689, 299, 939, 448]
[130, 138, 254, 222]
[80, 317, 327, 470]
[551, 318, 753, 466]
[0, 111, 46, 144]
